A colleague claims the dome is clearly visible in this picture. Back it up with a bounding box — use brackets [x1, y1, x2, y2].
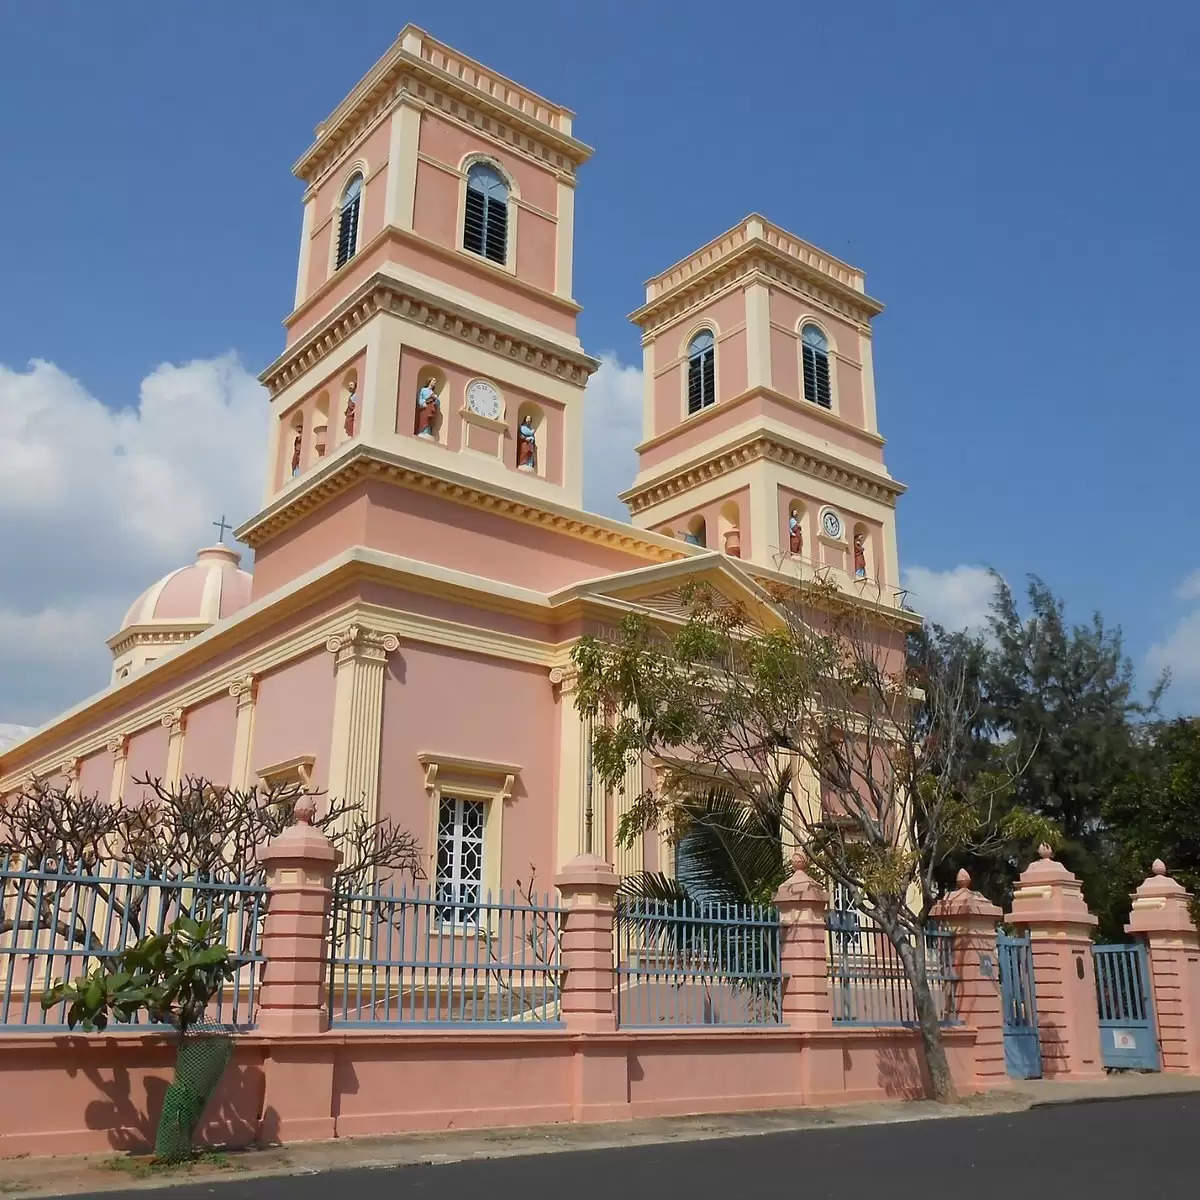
[108, 545, 253, 682]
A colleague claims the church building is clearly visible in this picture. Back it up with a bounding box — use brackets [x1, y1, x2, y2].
[0, 27, 911, 893]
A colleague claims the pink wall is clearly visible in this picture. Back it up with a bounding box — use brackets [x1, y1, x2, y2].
[377, 646, 558, 885]
[251, 490, 369, 601]
[768, 289, 866, 427]
[77, 750, 109, 801]
[180, 692, 235, 784]
[396, 347, 566, 484]
[250, 651, 335, 792]
[123, 724, 168, 800]
[651, 291, 748, 438]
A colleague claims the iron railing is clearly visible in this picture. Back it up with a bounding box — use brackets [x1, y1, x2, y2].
[616, 898, 782, 1027]
[0, 855, 266, 1031]
[327, 883, 563, 1027]
[827, 908, 958, 1026]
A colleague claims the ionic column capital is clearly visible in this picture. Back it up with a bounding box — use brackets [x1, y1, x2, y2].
[549, 665, 579, 694]
[160, 707, 187, 733]
[107, 733, 130, 759]
[325, 623, 400, 666]
[228, 673, 259, 706]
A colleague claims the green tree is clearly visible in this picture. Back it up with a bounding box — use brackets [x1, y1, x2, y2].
[573, 579, 1050, 1102]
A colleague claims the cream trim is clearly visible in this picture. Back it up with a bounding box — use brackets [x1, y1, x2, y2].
[554, 177, 574, 299]
[386, 101, 420, 229]
[745, 280, 772, 392]
[256, 754, 315, 788]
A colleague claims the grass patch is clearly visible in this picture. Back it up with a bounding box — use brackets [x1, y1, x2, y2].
[101, 1150, 243, 1179]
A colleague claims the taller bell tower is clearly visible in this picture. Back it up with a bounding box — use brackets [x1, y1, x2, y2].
[245, 25, 597, 586]
[622, 216, 906, 598]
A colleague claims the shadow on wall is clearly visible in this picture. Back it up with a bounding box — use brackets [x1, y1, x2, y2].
[74, 1043, 265, 1153]
[874, 1044, 929, 1100]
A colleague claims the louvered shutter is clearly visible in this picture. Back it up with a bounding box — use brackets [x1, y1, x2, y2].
[463, 187, 486, 256]
[483, 196, 507, 263]
[335, 195, 359, 269]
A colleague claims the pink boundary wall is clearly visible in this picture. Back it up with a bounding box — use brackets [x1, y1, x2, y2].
[5, 839, 1198, 1157]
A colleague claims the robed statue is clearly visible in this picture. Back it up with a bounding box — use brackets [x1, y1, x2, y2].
[788, 513, 803, 555]
[416, 381, 440, 438]
[343, 378, 358, 438]
[517, 416, 537, 470]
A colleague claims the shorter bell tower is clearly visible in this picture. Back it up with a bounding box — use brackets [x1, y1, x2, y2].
[622, 215, 905, 597]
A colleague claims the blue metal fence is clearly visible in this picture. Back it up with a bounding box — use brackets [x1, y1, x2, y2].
[327, 883, 563, 1026]
[827, 908, 958, 1026]
[615, 898, 782, 1027]
[1093, 941, 1159, 1070]
[0, 854, 266, 1031]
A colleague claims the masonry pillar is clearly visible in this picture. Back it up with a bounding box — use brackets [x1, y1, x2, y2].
[228, 674, 258, 790]
[1007, 844, 1103, 1080]
[773, 856, 831, 1030]
[931, 868, 1005, 1091]
[1125, 859, 1200, 1074]
[256, 799, 340, 1143]
[556, 853, 625, 1121]
[162, 708, 187, 787]
[107, 733, 129, 805]
[325, 624, 398, 824]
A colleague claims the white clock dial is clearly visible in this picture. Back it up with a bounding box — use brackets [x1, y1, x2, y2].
[822, 510, 843, 540]
[465, 380, 502, 421]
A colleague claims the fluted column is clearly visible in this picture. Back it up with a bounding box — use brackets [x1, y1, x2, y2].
[162, 708, 187, 787]
[228, 674, 258, 790]
[107, 734, 129, 805]
[325, 624, 398, 823]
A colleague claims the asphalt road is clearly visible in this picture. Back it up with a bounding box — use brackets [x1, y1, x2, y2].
[104, 1094, 1200, 1200]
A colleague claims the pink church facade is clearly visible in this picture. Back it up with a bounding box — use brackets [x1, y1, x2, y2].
[0, 25, 912, 899]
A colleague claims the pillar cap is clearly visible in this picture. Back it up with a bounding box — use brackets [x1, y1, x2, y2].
[773, 854, 827, 906]
[1006, 845, 1096, 928]
[260, 798, 340, 867]
[931, 869, 1003, 921]
[556, 852, 619, 891]
[1126, 859, 1196, 936]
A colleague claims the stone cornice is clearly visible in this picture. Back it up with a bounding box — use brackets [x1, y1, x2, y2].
[630, 242, 883, 336]
[260, 271, 598, 398]
[106, 625, 205, 657]
[236, 444, 686, 564]
[294, 27, 592, 188]
[621, 431, 907, 515]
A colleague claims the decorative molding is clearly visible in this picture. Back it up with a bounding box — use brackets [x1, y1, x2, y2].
[417, 752, 519, 805]
[236, 448, 686, 564]
[459, 407, 509, 436]
[160, 707, 187, 732]
[325, 622, 401, 665]
[107, 733, 129, 758]
[293, 30, 591, 189]
[228, 673, 258, 704]
[256, 754, 315, 788]
[107, 626, 204, 657]
[622, 433, 905, 515]
[262, 272, 597, 398]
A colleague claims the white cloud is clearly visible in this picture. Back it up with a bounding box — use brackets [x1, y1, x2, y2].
[901, 565, 998, 635]
[582, 353, 643, 520]
[0, 724, 35, 753]
[1174, 569, 1200, 603]
[0, 354, 267, 724]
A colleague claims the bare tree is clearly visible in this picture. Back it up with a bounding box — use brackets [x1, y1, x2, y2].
[572, 577, 1052, 1101]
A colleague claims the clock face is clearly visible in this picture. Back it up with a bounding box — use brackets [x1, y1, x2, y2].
[465, 380, 502, 421]
[822, 510, 843, 540]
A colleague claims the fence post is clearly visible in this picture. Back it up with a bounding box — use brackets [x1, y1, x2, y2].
[773, 856, 831, 1029]
[1006, 844, 1103, 1080]
[255, 799, 341, 1143]
[931, 869, 1005, 1090]
[1125, 859, 1200, 1074]
[556, 853, 625, 1122]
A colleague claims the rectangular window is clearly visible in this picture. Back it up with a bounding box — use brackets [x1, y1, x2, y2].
[434, 795, 485, 924]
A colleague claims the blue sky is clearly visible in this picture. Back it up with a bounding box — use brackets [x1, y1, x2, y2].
[1, 0, 1198, 723]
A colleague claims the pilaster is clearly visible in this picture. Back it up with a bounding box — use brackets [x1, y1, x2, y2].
[325, 624, 398, 823]
[107, 734, 129, 805]
[385, 98, 422, 230]
[294, 195, 315, 309]
[554, 176, 575, 299]
[551, 667, 587, 866]
[162, 708, 187, 787]
[745, 279, 772, 391]
[228, 674, 259, 790]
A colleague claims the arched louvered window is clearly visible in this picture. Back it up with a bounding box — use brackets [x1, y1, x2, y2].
[801, 324, 832, 409]
[463, 163, 509, 265]
[335, 174, 363, 270]
[686, 330, 716, 414]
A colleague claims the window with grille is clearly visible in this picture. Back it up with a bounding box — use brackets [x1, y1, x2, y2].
[435, 795, 485, 924]
[463, 163, 509, 265]
[686, 330, 716, 414]
[801, 324, 832, 409]
[335, 174, 363, 270]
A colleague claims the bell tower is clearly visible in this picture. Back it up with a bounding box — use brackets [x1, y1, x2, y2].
[247, 25, 597, 567]
[622, 215, 905, 597]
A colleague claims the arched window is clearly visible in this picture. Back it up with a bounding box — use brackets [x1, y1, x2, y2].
[335, 174, 363, 269]
[463, 163, 509, 265]
[801, 324, 832, 409]
[686, 330, 716, 414]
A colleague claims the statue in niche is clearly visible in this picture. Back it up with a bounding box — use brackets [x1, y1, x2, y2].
[415, 379, 441, 438]
[290, 433, 302, 477]
[517, 414, 537, 471]
[788, 512, 803, 555]
[343, 378, 358, 438]
[854, 532, 867, 578]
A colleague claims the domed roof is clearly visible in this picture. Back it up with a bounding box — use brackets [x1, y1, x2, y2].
[117, 545, 253, 635]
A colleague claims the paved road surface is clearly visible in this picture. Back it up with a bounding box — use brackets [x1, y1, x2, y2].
[103, 1094, 1199, 1200]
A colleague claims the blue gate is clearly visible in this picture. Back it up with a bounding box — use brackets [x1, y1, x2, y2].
[997, 932, 1041, 1078]
[1092, 942, 1159, 1071]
